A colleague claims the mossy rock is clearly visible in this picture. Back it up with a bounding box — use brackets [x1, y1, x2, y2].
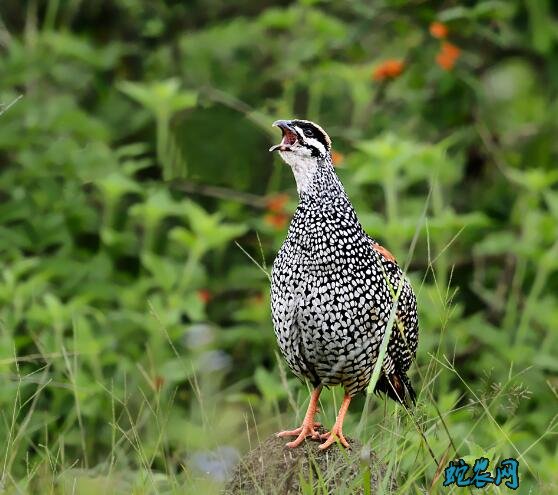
[225, 429, 396, 494]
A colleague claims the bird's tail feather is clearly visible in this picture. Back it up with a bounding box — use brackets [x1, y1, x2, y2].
[375, 372, 416, 407]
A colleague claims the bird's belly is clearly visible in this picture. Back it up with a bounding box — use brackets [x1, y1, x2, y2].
[271, 261, 391, 393]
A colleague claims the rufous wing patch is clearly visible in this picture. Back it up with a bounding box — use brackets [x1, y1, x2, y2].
[373, 242, 397, 263]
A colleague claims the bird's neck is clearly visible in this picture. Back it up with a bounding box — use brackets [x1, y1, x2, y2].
[284, 157, 367, 265]
[294, 156, 346, 201]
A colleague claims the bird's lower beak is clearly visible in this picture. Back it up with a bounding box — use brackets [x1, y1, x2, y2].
[269, 120, 298, 152]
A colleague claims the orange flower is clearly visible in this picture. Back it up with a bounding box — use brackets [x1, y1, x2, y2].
[436, 42, 461, 70]
[429, 21, 448, 39]
[197, 289, 213, 303]
[372, 59, 405, 81]
[265, 193, 289, 213]
[332, 150, 344, 167]
[264, 212, 288, 230]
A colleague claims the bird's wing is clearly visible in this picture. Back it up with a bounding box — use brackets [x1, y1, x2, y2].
[367, 236, 419, 405]
[371, 241, 397, 263]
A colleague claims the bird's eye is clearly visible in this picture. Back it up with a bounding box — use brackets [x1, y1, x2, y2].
[303, 129, 314, 137]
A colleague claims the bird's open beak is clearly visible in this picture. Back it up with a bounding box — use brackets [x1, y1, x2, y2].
[269, 120, 298, 152]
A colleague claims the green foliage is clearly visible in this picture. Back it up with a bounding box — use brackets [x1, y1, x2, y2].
[1, 0, 557, 493]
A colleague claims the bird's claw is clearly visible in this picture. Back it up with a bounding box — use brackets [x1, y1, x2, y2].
[318, 427, 350, 449]
[276, 421, 321, 447]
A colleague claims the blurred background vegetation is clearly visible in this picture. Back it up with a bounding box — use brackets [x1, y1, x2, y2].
[1, 0, 557, 493]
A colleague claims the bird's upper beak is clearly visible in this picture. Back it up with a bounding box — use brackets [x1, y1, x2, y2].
[269, 120, 298, 152]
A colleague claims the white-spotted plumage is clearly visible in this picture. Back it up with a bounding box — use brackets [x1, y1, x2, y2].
[270, 119, 418, 402]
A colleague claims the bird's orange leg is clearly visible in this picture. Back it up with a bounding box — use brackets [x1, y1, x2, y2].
[276, 386, 322, 448]
[319, 393, 351, 450]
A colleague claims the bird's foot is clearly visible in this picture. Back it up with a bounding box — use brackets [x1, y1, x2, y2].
[318, 426, 350, 450]
[276, 421, 321, 448]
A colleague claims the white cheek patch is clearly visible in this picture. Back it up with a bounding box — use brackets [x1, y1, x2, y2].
[304, 137, 326, 157]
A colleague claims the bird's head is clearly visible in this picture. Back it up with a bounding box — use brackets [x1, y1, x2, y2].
[269, 119, 331, 163]
[269, 119, 332, 194]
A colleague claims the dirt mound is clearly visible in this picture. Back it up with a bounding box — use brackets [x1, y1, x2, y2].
[225, 430, 396, 494]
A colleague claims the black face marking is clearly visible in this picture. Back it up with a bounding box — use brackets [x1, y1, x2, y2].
[291, 120, 331, 154]
[307, 143, 322, 158]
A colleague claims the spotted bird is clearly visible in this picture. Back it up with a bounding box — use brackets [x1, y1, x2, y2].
[269, 119, 419, 450]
